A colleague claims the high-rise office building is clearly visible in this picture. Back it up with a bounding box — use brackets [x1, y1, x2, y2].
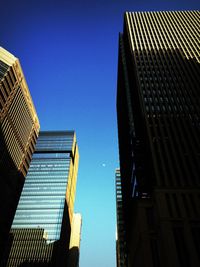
[115, 169, 127, 267]
[2, 131, 79, 267]
[0, 47, 39, 258]
[67, 213, 82, 267]
[117, 10, 200, 267]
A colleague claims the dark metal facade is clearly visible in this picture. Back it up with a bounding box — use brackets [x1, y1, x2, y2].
[117, 10, 200, 267]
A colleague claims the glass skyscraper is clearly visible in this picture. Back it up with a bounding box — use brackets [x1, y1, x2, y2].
[117, 10, 200, 267]
[2, 131, 79, 267]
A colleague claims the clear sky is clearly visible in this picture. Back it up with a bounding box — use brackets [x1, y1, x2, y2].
[0, 1, 199, 266]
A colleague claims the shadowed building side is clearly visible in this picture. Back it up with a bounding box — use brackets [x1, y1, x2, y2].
[0, 47, 40, 260]
[117, 10, 200, 267]
[115, 169, 127, 267]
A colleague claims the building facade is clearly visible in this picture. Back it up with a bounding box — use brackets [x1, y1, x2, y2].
[0, 47, 40, 258]
[117, 10, 200, 267]
[67, 213, 82, 267]
[2, 131, 79, 267]
[115, 169, 127, 267]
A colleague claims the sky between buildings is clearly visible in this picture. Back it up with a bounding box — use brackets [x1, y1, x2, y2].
[0, 0, 199, 266]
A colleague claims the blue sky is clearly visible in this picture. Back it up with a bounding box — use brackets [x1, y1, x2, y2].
[1, 1, 199, 266]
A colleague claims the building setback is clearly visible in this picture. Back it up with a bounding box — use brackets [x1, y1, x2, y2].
[0, 47, 39, 259]
[117, 10, 200, 267]
[67, 213, 82, 267]
[2, 131, 79, 267]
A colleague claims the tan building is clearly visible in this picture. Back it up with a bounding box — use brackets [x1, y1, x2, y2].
[0, 47, 39, 259]
[68, 213, 82, 267]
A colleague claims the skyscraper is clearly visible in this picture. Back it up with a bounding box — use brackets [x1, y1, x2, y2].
[2, 131, 79, 267]
[117, 10, 200, 267]
[115, 169, 127, 267]
[0, 47, 39, 258]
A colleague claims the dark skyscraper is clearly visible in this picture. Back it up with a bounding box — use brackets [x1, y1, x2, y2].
[2, 131, 79, 267]
[117, 10, 200, 267]
[0, 47, 39, 259]
[115, 169, 127, 267]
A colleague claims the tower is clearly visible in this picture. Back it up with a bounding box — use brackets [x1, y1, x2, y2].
[117, 10, 200, 267]
[115, 169, 127, 267]
[0, 47, 39, 258]
[2, 131, 79, 267]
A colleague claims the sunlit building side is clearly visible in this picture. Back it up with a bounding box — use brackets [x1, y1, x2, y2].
[2, 131, 79, 267]
[0, 47, 40, 259]
[117, 10, 200, 267]
[67, 213, 82, 267]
